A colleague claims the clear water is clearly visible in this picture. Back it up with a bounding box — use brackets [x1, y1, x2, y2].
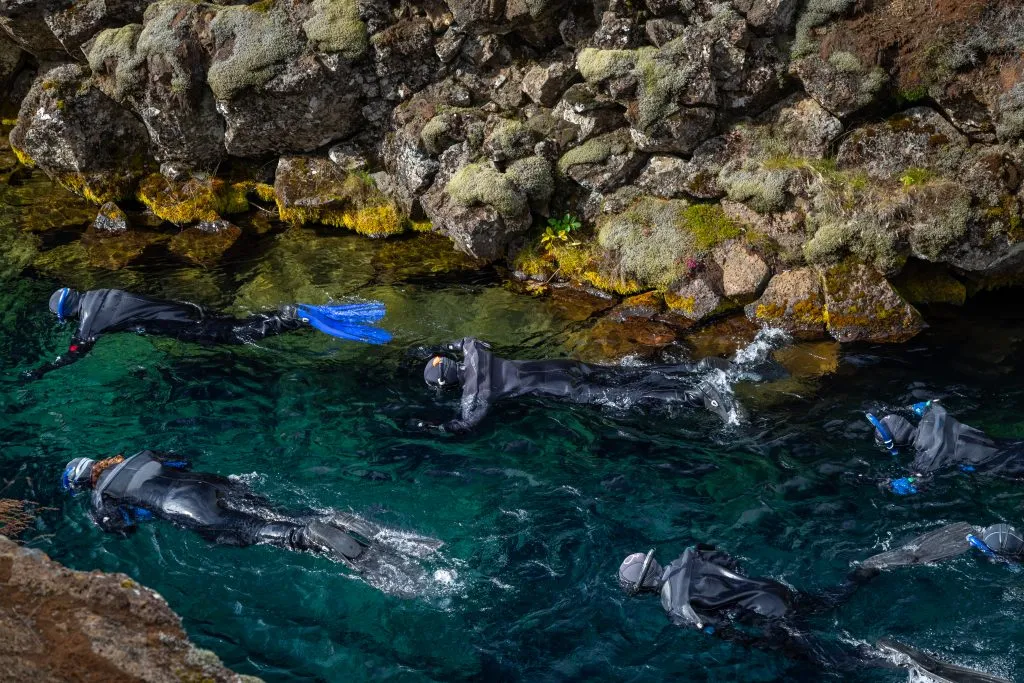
[2, 181, 1024, 682]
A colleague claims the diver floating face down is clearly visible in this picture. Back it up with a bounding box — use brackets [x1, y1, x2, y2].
[618, 550, 664, 595]
[423, 355, 462, 389]
[48, 288, 82, 322]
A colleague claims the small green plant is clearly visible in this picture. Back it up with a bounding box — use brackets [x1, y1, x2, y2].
[899, 167, 935, 189]
[541, 214, 582, 248]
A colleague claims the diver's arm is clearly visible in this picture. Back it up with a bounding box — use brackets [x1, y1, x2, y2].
[23, 339, 95, 379]
[91, 502, 139, 536]
[439, 397, 490, 433]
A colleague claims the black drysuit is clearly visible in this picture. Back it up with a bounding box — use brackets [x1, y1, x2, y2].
[653, 546, 881, 673]
[880, 404, 1024, 480]
[89, 450, 365, 561]
[431, 337, 721, 433]
[36, 288, 302, 376]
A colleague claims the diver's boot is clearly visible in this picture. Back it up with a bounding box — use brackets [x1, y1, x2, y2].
[697, 383, 732, 422]
[278, 304, 299, 321]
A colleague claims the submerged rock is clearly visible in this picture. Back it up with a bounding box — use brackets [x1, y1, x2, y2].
[92, 201, 129, 234]
[569, 315, 679, 363]
[169, 220, 242, 267]
[0, 535, 257, 682]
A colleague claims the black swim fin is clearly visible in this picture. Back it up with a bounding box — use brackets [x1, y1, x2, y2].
[862, 522, 975, 570]
[878, 639, 1011, 683]
[304, 521, 366, 563]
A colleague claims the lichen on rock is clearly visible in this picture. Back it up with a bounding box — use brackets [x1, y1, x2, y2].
[302, 0, 368, 59]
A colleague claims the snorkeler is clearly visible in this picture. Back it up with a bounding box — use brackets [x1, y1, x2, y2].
[29, 287, 391, 378]
[866, 400, 1024, 495]
[61, 451, 441, 597]
[618, 545, 1010, 682]
[415, 337, 733, 433]
[860, 521, 1024, 570]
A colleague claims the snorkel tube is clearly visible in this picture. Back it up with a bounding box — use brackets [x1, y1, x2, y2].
[866, 413, 898, 456]
[628, 548, 657, 597]
[55, 287, 70, 323]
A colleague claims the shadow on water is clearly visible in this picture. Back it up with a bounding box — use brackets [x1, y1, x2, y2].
[3, 192, 1024, 681]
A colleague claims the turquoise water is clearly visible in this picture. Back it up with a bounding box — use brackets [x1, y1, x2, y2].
[3, 214, 1024, 680]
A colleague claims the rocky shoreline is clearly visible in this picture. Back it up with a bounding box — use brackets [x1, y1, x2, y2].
[0, 534, 257, 682]
[1, 0, 1023, 347]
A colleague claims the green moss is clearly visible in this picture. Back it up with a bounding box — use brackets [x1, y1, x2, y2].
[512, 240, 555, 278]
[446, 162, 527, 218]
[682, 204, 741, 251]
[719, 165, 790, 214]
[899, 167, 936, 188]
[828, 50, 863, 73]
[486, 119, 534, 160]
[275, 164, 406, 236]
[303, 0, 369, 60]
[597, 197, 696, 289]
[557, 136, 618, 174]
[207, 3, 303, 101]
[85, 24, 144, 100]
[576, 48, 641, 82]
[505, 156, 552, 209]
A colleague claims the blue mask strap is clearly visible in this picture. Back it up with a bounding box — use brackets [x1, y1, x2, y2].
[56, 287, 70, 322]
[866, 413, 898, 455]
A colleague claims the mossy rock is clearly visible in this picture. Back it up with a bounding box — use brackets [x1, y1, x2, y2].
[136, 174, 254, 225]
[818, 259, 925, 343]
[274, 156, 407, 237]
[744, 267, 828, 340]
[79, 227, 167, 270]
[168, 222, 243, 267]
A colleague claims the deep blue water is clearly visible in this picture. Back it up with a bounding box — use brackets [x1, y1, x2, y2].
[2, 209, 1024, 681]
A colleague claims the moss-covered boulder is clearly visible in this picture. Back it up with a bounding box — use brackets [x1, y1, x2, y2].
[421, 153, 542, 261]
[9, 64, 151, 204]
[274, 156, 406, 237]
[596, 197, 742, 291]
[791, 51, 888, 119]
[818, 259, 925, 343]
[558, 129, 647, 194]
[744, 267, 827, 339]
[209, 1, 365, 158]
[136, 174, 255, 226]
[837, 108, 967, 180]
[85, 2, 225, 170]
[92, 202, 129, 234]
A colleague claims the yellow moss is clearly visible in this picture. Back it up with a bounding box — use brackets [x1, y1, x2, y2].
[512, 241, 554, 278]
[58, 172, 131, 205]
[410, 219, 433, 233]
[252, 182, 276, 202]
[11, 144, 34, 168]
[341, 203, 406, 237]
[665, 293, 695, 314]
[137, 175, 254, 224]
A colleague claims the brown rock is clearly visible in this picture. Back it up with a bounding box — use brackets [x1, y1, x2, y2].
[522, 62, 577, 107]
[0, 535, 257, 682]
[744, 267, 827, 339]
[819, 260, 926, 343]
[570, 316, 678, 362]
[665, 275, 728, 321]
[712, 241, 771, 301]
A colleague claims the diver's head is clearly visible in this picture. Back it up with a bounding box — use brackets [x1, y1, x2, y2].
[618, 549, 664, 596]
[60, 457, 96, 494]
[48, 288, 82, 321]
[866, 413, 916, 454]
[980, 524, 1024, 561]
[423, 355, 462, 389]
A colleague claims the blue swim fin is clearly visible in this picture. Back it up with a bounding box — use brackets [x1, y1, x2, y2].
[297, 304, 392, 345]
[301, 302, 386, 324]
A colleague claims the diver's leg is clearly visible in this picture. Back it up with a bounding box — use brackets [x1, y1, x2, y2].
[860, 522, 975, 571]
[253, 519, 365, 562]
[181, 310, 304, 345]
